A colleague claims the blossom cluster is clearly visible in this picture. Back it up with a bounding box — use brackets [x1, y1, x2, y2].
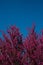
[0, 25, 43, 65]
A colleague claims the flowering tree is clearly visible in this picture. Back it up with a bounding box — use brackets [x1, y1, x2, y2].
[0, 25, 43, 65]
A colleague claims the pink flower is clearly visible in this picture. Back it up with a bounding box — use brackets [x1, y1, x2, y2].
[0, 25, 43, 65]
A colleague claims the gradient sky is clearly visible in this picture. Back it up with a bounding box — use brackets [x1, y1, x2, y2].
[0, 0, 43, 38]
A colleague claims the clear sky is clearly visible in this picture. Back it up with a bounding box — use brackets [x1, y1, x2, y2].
[0, 0, 43, 37]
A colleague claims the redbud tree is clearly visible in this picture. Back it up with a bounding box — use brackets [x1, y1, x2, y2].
[0, 25, 43, 65]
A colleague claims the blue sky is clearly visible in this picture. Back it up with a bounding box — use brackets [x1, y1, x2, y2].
[0, 0, 43, 37]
